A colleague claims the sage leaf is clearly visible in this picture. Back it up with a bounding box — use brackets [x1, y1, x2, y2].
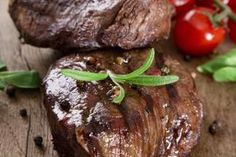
[113, 48, 155, 80]
[62, 69, 109, 81]
[213, 67, 236, 82]
[197, 49, 236, 74]
[122, 75, 179, 86]
[0, 70, 40, 88]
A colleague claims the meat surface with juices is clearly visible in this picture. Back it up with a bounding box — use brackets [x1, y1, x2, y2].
[9, 0, 171, 50]
[43, 48, 202, 157]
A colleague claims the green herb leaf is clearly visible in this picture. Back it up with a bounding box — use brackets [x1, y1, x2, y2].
[213, 67, 236, 82]
[109, 72, 125, 104]
[197, 49, 236, 74]
[113, 48, 155, 80]
[121, 75, 179, 86]
[0, 80, 5, 90]
[62, 69, 109, 81]
[0, 60, 6, 70]
[0, 70, 40, 88]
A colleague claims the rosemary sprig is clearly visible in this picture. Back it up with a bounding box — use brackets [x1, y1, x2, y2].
[61, 70, 108, 81]
[62, 48, 179, 104]
[121, 75, 179, 86]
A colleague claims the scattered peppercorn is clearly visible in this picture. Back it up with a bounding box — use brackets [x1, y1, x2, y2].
[5, 85, 16, 97]
[208, 120, 220, 135]
[34, 136, 43, 147]
[19, 108, 27, 118]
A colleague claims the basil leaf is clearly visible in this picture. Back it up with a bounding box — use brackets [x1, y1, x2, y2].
[0, 80, 5, 90]
[121, 75, 179, 86]
[197, 49, 236, 74]
[213, 67, 236, 82]
[0, 70, 40, 88]
[0, 60, 6, 70]
[109, 73, 125, 104]
[113, 48, 155, 80]
[62, 69, 108, 81]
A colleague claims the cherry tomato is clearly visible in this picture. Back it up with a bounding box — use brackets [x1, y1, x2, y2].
[196, 0, 229, 9]
[174, 7, 226, 56]
[228, 20, 236, 43]
[228, 0, 236, 43]
[169, 0, 196, 15]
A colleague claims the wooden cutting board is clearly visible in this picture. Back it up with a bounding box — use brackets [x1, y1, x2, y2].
[0, 0, 235, 157]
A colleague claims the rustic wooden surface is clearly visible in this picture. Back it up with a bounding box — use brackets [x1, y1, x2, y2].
[0, 0, 235, 157]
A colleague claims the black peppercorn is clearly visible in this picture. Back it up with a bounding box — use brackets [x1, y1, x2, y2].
[34, 136, 43, 147]
[208, 120, 220, 135]
[5, 85, 16, 97]
[19, 109, 27, 118]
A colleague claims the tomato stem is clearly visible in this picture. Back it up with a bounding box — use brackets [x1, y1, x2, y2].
[214, 0, 236, 22]
[213, 9, 229, 24]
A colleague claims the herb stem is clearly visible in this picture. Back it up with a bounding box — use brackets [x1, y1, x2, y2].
[107, 71, 125, 104]
[214, 0, 236, 22]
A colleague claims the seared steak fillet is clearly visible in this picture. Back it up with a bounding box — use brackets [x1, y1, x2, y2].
[43, 48, 202, 157]
[9, 0, 171, 50]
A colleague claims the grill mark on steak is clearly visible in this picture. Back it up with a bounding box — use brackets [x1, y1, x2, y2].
[166, 84, 180, 103]
[143, 93, 154, 114]
[155, 53, 165, 69]
[43, 48, 202, 157]
[9, 0, 171, 50]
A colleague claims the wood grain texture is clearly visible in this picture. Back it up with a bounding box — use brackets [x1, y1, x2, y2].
[0, 0, 235, 157]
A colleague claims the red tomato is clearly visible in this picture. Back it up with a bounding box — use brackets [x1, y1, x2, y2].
[174, 7, 226, 56]
[228, 0, 236, 43]
[196, 0, 229, 9]
[228, 20, 236, 43]
[169, 0, 196, 15]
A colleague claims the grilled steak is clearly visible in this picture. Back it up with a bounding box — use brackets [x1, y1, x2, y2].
[9, 0, 171, 50]
[43, 48, 202, 157]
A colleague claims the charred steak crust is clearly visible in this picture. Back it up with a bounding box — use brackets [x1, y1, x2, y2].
[9, 0, 171, 50]
[43, 49, 203, 157]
